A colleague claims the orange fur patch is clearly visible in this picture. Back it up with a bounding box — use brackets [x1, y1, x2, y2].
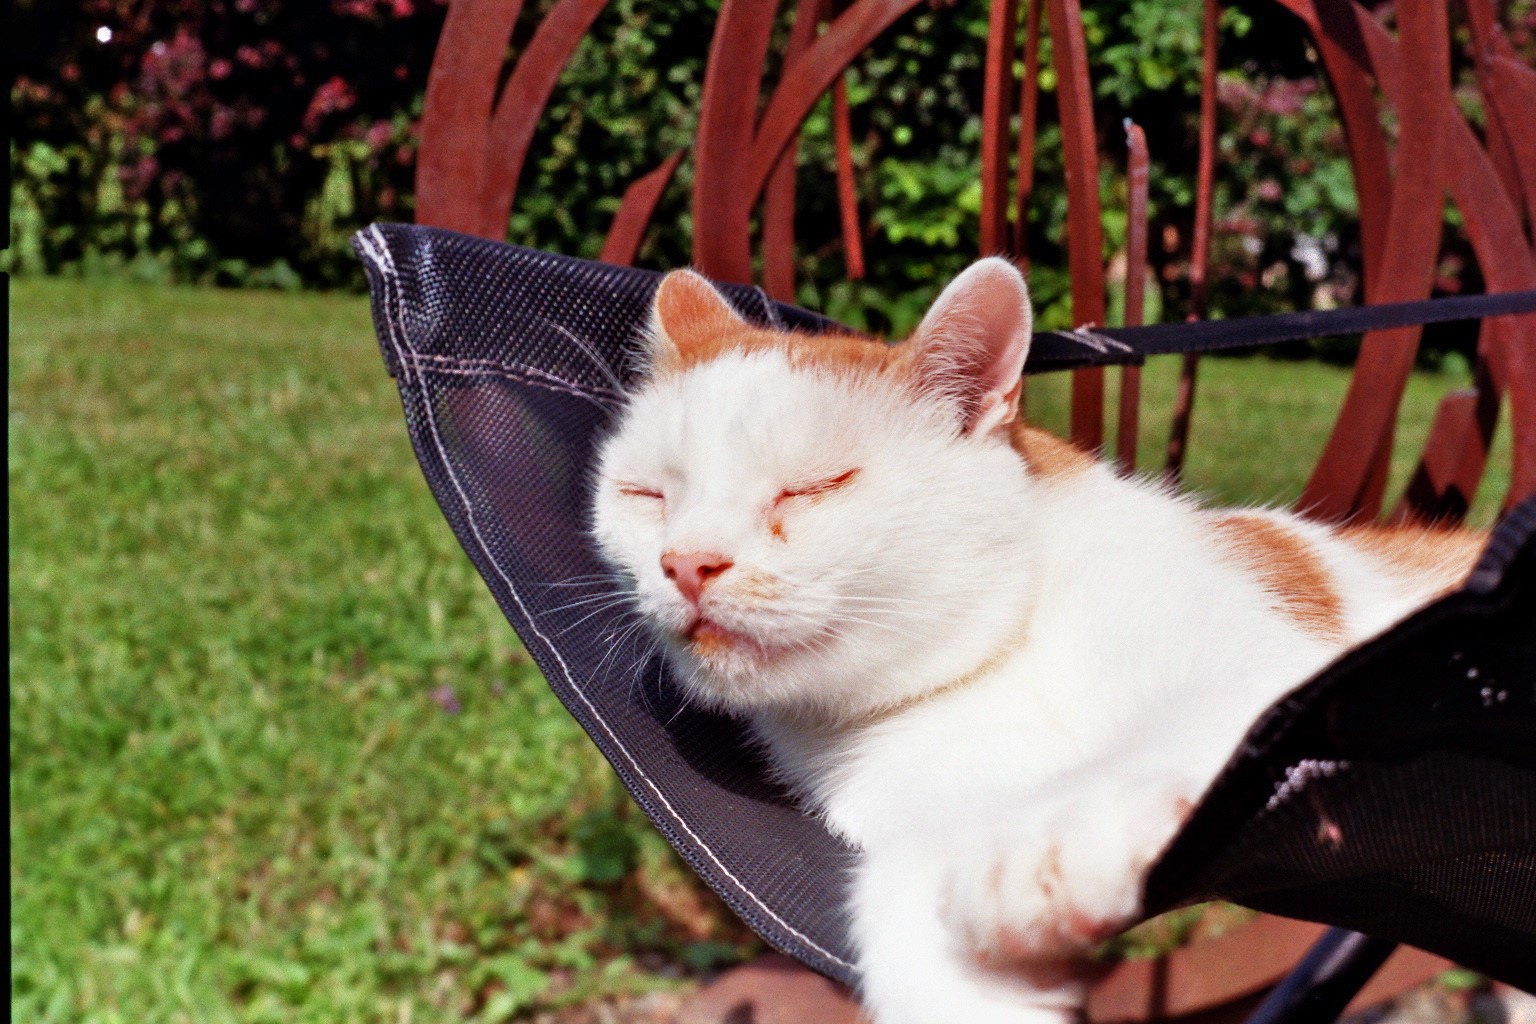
[1342, 523, 1484, 596]
[689, 629, 736, 659]
[1214, 512, 1346, 642]
[702, 324, 906, 378]
[652, 272, 907, 379]
[1010, 424, 1096, 479]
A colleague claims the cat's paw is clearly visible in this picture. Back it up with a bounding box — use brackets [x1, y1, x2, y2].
[853, 839, 1083, 1024]
[941, 777, 1198, 967]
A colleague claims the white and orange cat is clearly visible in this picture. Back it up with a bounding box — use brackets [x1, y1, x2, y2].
[590, 259, 1481, 1024]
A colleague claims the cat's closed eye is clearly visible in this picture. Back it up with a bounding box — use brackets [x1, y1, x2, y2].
[775, 468, 860, 504]
[617, 484, 664, 501]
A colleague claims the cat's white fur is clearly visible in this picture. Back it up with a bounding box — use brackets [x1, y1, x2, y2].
[589, 259, 1471, 1024]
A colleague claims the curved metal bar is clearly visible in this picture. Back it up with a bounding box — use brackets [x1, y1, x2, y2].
[1305, 3, 1395, 280]
[478, 0, 613, 240]
[416, 0, 525, 233]
[1119, 120, 1150, 473]
[693, 0, 781, 281]
[832, 74, 866, 280]
[1462, 0, 1531, 227]
[1280, 0, 1536, 514]
[1243, 929, 1397, 1024]
[1463, 2, 1536, 226]
[1046, 0, 1108, 450]
[981, 0, 1020, 257]
[1011, 0, 1044, 260]
[1188, 0, 1219, 320]
[746, 0, 928, 218]
[1397, 0, 1528, 524]
[1484, 51, 1536, 230]
[1395, 384, 1495, 524]
[762, 0, 832, 300]
[1299, 0, 1452, 523]
[1165, 0, 1220, 481]
[600, 149, 687, 267]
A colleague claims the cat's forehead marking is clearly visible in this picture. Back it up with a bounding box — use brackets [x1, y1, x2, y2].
[650, 271, 913, 379]
[654, 318, 912, 380]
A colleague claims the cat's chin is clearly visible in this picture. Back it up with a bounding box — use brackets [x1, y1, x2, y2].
[660, 622, 809, 711]
[684, 623, 792, 675]
[686, 618, 771, 658]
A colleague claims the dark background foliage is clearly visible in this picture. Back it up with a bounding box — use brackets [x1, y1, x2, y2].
[11, 0, 444, 287]
[10, 0, 1536, 341]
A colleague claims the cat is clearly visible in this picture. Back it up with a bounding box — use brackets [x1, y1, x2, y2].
[589, 257, 1484, 1024]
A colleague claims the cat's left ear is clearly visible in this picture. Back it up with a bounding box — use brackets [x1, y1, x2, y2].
[647, 269, 749, 369]
[908, 257, 1033, 436]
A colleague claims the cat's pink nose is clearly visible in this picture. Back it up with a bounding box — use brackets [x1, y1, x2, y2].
[660, 551, 733, 606]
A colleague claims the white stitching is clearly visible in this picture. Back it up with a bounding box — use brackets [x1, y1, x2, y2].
[409, 351, 626, 406]
[405, 354, 616, 410]
[359, 225, 854, 971]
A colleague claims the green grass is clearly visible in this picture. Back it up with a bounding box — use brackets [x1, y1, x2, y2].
[10, 278, 1514, 1023]
[10, 279, 751, 1024]
[1024, 353, 1511, 525]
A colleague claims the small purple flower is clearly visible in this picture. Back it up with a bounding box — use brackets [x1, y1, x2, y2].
[430, 685, 462, 715]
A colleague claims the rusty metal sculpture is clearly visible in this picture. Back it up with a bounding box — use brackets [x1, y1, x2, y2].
[413, 0, 1535, 1016]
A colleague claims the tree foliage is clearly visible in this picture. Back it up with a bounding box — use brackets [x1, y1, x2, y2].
[11, 0, 443, 287]
[10, 0, 1535, 343]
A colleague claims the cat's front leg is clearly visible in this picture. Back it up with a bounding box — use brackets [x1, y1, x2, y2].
[852, 836, 1084, 1024]
[940, 774, 1199, 968]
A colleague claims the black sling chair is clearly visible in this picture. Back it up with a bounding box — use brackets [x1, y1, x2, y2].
[353, 222, 1536, 1016]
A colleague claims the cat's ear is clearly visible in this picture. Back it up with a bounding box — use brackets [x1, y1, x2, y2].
[908, 257, 1033, 436]
[647, 269, 748, 366]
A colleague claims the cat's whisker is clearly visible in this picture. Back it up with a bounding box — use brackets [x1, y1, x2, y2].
[546, 589, 629, 604]
[554, 604, 639, 636]
[537, 573, 632, 590]
[664, 665, 708, 728]
[544, 591, 635, 615]
[832, 589, 930, 606]
[590, 624, 656, 712]
[539, 569, 628, 582]
[764, 604, 910, 637]
[595, 617, 654, 685]
[594, 610, 646, 643]
[618, 637, 663, 708]
[539, 317, 628, 396]
[833, 596, 931, 611]
[811, 563, 921, 580]
[565, 603, 644, 639]
[831, 618, 907, 636]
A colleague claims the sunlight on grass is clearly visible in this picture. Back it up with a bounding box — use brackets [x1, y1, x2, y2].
[10, 279, 1519, 1021]
[10, 279, 751, 1024]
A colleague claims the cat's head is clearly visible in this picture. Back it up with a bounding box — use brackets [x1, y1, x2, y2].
[591, 259, 1041, 723]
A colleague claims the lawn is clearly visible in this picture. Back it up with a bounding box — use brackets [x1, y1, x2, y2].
[9, 277, 1513, 1024]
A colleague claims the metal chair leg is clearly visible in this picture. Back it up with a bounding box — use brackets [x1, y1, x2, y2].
[1244, 928, 1398, 1024]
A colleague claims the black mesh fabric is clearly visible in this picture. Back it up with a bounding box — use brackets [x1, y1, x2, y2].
[353, 223, 1535, 990]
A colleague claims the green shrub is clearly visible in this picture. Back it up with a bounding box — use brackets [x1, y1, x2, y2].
[11, 0, 1535, 353]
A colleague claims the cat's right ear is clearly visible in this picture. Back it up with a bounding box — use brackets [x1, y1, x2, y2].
[647, 269, 748, 369]
[908, 257, 1033, 436]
